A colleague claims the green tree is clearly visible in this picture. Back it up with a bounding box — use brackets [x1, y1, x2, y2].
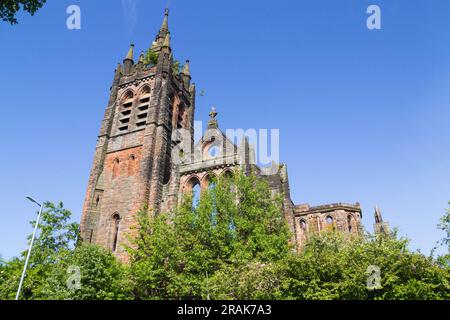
[0, 0, 46, 24]
[207, 261, 284, 300]
[0, 255, 6, 287]
[127, 172, 292, 299]
[438, 202, 450, 252]
[143, 49, 159, 66]
[42, 244, 127, 300]
[279, 232, 450, 300]
[0, 201, 79, 299]
[0, 202, 128, 300]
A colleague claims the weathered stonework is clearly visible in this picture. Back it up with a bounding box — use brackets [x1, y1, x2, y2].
[80, 10, 382, 262]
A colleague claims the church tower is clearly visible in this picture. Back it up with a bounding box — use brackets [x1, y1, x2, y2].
[80, 9, 195, 261]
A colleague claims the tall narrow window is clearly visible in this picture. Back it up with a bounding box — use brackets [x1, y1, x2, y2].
[300, 220, 307, 231]
[127, 155, 136, 176]
[325, 215, 335, 231]
[162, 153, 171, 185]
[119, 91, 134, 132]
[177, 105, 185, 129]
[185, 177, 201, 209]
[112, 158, 120, 179]
[136, 86, 150, 128]
[326, 216, 333, 224]
[192, 183, 201, 208]
[223, 170, 235, 192]
[347, 215, 353, 232]
[207, 175, 216, 190]
[112, 213, 121, 252]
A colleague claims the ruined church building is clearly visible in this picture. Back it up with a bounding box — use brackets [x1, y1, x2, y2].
[80, 10, 388, 262]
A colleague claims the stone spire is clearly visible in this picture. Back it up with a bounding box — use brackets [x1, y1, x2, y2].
[125, 43, 135, 61]
[162, 32, 171, 48]
[181, 60, 190, 76]
[113, 62, 122, 85]
[123, 44, 135, 75]
[374, 205, 383, 223]
[157, 8, 170, 40]
[208, 107, 219, 129]
[181, 60, 191, 88]
[374, 206, 390, 236]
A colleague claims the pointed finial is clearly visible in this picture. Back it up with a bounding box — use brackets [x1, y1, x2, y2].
[160, 8, 169, 31]
[138, 51, 145, 63]
[208, 107, 219, 129]
[125, 43, 135, 61]
[162, 32, 171, 48]
[209, 107, 218, 119]
[182, 60, 191, 76]
[374, 205, 383, 223]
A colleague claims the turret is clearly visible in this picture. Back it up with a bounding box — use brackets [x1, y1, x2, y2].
[374, 206, 390, 236]
[180, 60, 191, 89]
[123, 43, 135, 75]
[113, 63, 122, 86]
[157, 8, 170, 41]
[161, 32, 171, 53]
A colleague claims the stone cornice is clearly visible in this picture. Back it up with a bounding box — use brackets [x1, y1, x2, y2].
[179, 162, 238, 176]
[295, 203, 362, 216]
[118, 74, 156, 89]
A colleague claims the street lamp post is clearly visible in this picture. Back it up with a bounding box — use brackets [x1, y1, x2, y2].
[15, 197, 44, 300]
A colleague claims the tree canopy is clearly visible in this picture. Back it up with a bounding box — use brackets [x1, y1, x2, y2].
[0, 180, 448, 300]
[126, 172, 291, 299]
[0, 0, 46, 24]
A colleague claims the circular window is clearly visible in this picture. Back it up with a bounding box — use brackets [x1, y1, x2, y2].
[208, 145, 220, 158]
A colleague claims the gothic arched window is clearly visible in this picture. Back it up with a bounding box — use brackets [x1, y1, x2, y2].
[223, 170, 233, 179]
[112, 158, 120, 179]
[206, 174, 217, 191]
[119, 91, 134, 132]
[300, 219, 307, 231]
[136, 86, 151, 128]
[326, 216, 333, 225]
[347, 215, 353, 232]
[192, 183, 201, 208]
[127, 154, 137, 176]
[111, 213, 121, 252]
[222, 170, 235, 192]
[186, 177, 201, 208]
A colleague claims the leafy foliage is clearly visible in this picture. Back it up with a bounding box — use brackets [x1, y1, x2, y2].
[280, 232, 449, 300]
[205, 231, 450, 300]
[438, 202, 450, 252]
[0, 202, 79, 299]
[143, 49, 159, 66]
[127, 172, 291, 299]
[172, 60, 184, 75]
[0, 0, 46, 24]
[0, 194, 449, 300]
[0, 202, 127, 300]
[42, 244, 128, 300]
[142, 48, 183, 76]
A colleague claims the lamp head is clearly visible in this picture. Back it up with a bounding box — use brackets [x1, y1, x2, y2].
[26, 196, 41, 207]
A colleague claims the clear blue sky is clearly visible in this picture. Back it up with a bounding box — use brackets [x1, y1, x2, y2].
[1, 0, 449, 260]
